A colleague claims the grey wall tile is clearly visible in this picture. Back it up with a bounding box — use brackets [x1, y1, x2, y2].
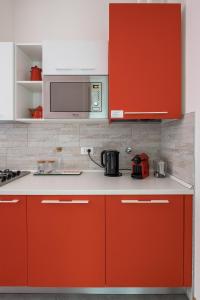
[28, 124, 59, 147]
[0, 115, 194, 177]
[0, 124, 28, 148]
[0, 121, 161, 170]
[0, 147, 7, 169]
[6, 148, 35, 170]
[160, 112, 194, 185]
[80, 123, 132, 147]
[58, 124, 80, 147]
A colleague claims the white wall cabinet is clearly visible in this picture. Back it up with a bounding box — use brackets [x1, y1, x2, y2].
[0, 41, 108, 122]
[0, 43, 14, 120]
[43, 40, 108, 75]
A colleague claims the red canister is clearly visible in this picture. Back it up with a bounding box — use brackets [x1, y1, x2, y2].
[29, 106, 43, 119]
[30, 66, 42, 81]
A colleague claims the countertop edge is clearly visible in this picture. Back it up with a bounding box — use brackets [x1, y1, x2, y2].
[0, 189, 194, 195]
[0, 171, 194, 195]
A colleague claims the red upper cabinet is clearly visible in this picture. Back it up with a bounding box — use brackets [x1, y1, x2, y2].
[0, 196, 27, 286]
[27, 195, 105, 287]
[109, 4, 181, 120]
[106, 195, 185, 287]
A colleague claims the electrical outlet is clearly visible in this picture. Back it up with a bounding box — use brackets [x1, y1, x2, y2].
[81, 147, 94, 155]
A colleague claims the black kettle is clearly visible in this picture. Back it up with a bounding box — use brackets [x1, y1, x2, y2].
[101, 150, 122, 177]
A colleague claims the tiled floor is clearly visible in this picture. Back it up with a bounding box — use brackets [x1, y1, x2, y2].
[0, 295, 189, 300]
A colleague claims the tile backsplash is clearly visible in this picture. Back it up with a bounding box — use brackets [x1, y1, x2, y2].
[0, 122, 161, 171]
[160, 112, 195, 185]
[0, 113, 194, 185]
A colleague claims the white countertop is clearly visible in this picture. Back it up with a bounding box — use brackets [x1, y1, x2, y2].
[0, 171, 194, 195]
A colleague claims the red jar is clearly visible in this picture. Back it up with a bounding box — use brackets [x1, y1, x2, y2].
[30, 66, 42, 81]
[29, 106, 43, 119]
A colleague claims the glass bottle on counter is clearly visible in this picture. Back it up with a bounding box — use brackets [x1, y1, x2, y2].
[37, 160, 46, 173]
[56, 147, 64, 171]
[46, 160, 56, 173]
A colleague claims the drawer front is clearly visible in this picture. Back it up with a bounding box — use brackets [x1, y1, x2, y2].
[27, 195, 105, 287]
[106, 195, 184, 287]
[0, 195, 27, 285]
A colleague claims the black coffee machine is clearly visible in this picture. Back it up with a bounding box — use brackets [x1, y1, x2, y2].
[101, 150, 122, 177]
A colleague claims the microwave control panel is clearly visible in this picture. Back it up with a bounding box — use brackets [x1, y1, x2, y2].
[90, 83, 102, 112]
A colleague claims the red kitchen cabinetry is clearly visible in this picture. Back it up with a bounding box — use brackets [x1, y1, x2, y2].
[27, 195, 105, 287]
[0, 195, 27, 286]
[109, 4, 181, 120]
[0, 193, 192, 288]
[106, 195, 192, 287]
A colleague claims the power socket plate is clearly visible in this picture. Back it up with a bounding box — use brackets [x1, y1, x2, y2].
[81, 147, 94, 155]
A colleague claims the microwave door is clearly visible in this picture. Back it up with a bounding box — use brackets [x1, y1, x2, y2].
[50, 82, 90, 118]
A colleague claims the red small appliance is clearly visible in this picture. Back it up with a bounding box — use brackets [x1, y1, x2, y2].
[131, 153, 149, 179]
[30, 66, 42, 81]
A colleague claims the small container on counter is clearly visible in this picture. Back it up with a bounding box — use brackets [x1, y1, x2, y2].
[46, 160, 56, 173]
[56, 147, 64, 171]
[37, 160, 46, 173]
[153, 160, 167, 178]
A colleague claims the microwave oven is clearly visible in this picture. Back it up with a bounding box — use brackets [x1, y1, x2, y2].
[43, 75, 108, 119]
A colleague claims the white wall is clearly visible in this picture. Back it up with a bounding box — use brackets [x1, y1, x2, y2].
[186, 0, 200, 298]
[13, 0, 108, 42]
[0, 0, 13, 41]
[12, 0, 184, 42]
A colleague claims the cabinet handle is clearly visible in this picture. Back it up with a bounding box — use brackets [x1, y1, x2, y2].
[0, 199, 20, 203]
[121, 200, 169, 204]
[124, 112, 168, 115]
[55, 67, 95, 71]
[56, 68, 73, 71]
[41, 200, 89, 204]
[80, 68, 96, 71]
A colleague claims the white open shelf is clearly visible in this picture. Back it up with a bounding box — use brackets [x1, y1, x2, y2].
[16, 118, 44, 122]
[15, 44, 43, 120]
[16, 81, 43, 92]
[15, 44, 42, 81]
[15, 83, 42, 119]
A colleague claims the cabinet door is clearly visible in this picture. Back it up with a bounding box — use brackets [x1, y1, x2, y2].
[0, 196, 27, 286]
[109, 4, 181, 120]
[27, 195, 105, 287]
[106, 195, 184, 287]
[0, 43, 14, 120]
[43, 41, 108, 75]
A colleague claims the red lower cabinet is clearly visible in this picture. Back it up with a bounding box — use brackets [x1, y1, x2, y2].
[0, 193, 192, 288]
[27, 195, 105, 287]
[0, 196, 27, 286]
[106, 195, 191, 287]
